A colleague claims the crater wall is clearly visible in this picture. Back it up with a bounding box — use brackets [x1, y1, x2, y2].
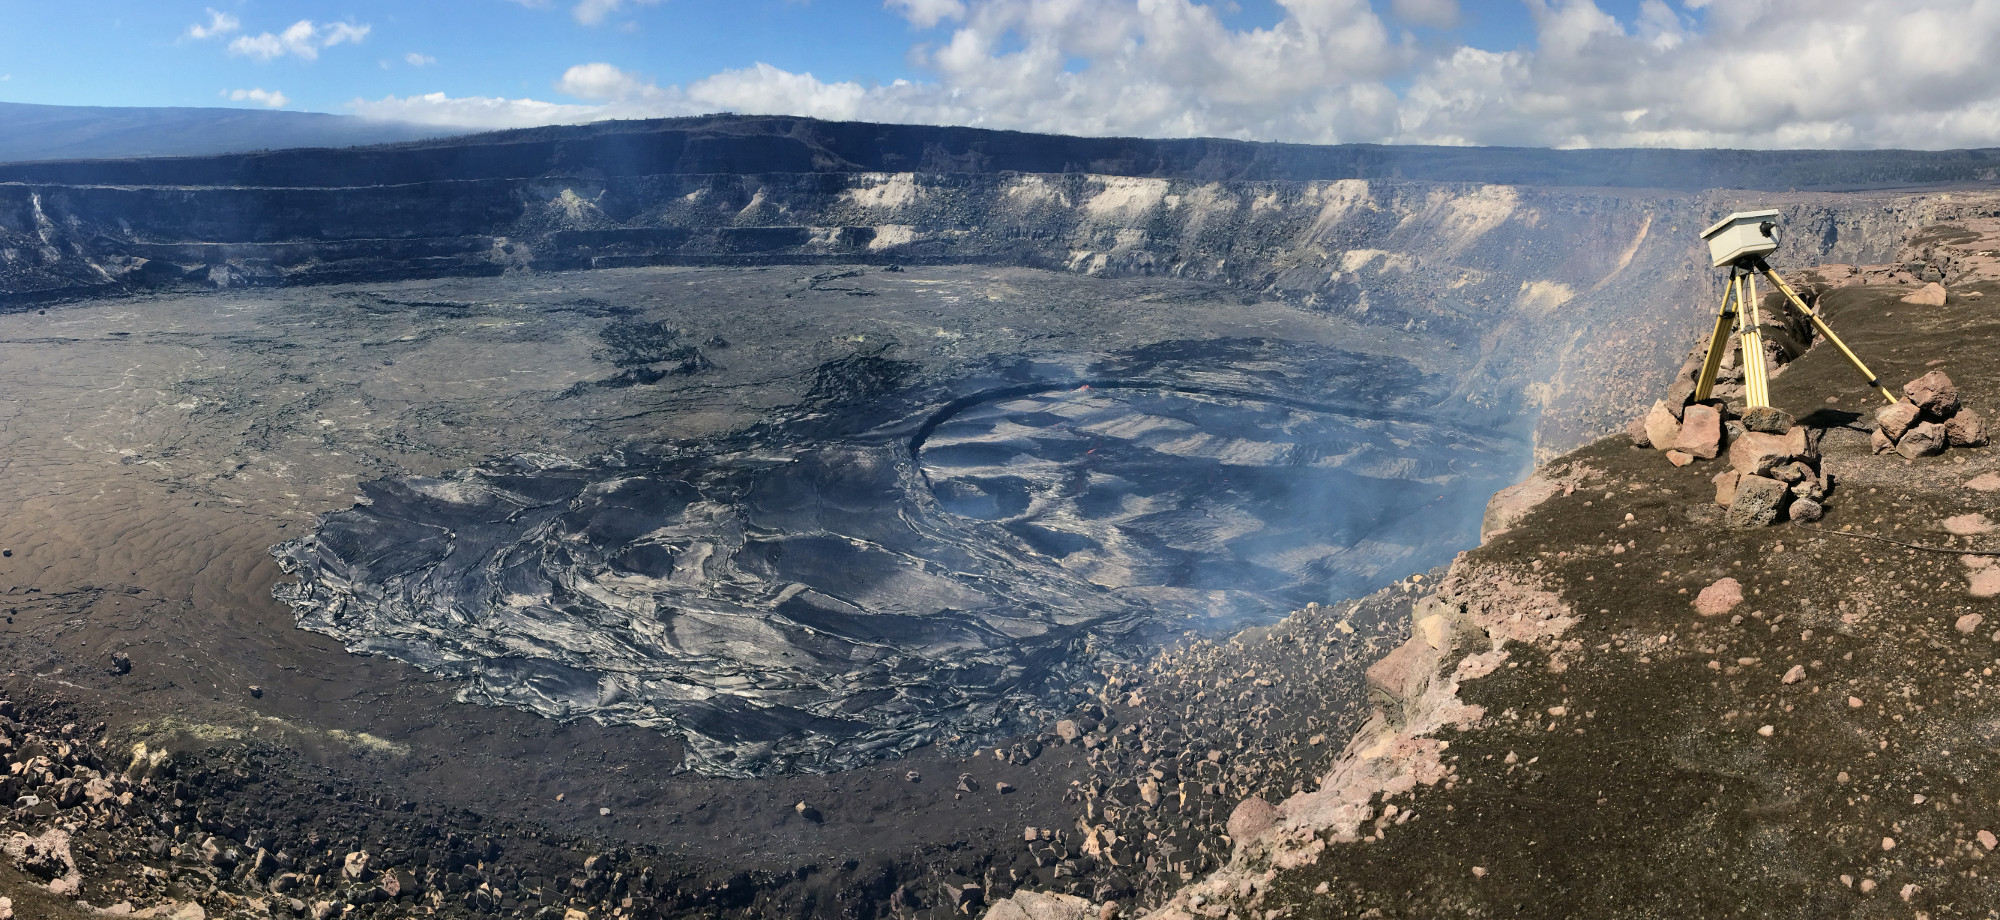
[1, 116, 1977, 453]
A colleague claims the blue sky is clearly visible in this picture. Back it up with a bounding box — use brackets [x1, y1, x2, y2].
[0, 1, 1992, 150]
[0, 0, 1586, 109]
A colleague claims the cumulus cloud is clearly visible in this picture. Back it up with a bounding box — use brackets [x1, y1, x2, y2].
[555, 62, 662, 101]
[406, 52, 437, 67]
[230, 20, 370, 61]
[226, 88, 289, 108]
[186, 8, 241, 40]
[573, 0, 661, 26]
[352, 0, 2000, 150]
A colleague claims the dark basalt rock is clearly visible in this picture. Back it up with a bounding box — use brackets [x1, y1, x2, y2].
[273, 340, 1521, 776]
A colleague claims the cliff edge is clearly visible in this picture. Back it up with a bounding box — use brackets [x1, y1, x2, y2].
[984, 195, 2000, 920]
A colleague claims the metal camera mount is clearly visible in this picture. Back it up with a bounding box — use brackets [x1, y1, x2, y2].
[1692, 210, 1897, 410]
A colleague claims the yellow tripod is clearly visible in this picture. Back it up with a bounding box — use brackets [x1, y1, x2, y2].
[1692, 256, 1897, 408]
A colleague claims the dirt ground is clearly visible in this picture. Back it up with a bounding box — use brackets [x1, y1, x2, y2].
[1213, 248, 2000, 915]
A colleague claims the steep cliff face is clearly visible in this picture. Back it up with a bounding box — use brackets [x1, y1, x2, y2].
[0, 115, 1964, 451]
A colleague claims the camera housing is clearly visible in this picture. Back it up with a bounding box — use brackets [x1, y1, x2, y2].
[1700, 209, 1782, 268]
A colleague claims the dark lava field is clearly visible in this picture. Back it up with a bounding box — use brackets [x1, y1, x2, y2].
[0, 259, 1517, 914]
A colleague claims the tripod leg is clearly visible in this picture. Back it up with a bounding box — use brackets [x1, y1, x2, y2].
[1692, 274, 1738, 402]
[1739, 273, 1771, 409]
[1760, 266, 1898, 404]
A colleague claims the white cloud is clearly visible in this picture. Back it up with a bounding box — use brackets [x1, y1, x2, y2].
[186, 8, 241, 40]
[348, 91, 602, 129]
[573, 0, 661, 26]
[229, 20, 371, 61]
[348, 0, 2000, 150]
[886, 0, 967, 28]
[556, 62, 660, 101]
[226, 87, 290, 108]
[406, 52, 438, 67]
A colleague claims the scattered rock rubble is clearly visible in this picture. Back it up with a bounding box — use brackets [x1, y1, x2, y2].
[0, 694, 943, 920]
[1873, 370, 1987, 459]
[1634, 389, 1829, 527]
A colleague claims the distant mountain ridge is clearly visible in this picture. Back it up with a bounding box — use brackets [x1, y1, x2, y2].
[5, 112, 1999, 191]
[0, 101, 458, 164]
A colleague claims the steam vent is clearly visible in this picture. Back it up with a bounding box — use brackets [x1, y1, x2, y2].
[5, 114, 2000, 919]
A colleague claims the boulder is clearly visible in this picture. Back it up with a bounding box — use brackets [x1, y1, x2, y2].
[1740, 406, 1794, 434]
[1366, 638, 1439, 728]
[1729, 428, 1809, 476]
[1787, 498, 1824, 523]
[1645, 401, 1681, 451]
[1896, 421, 1947, 459]
[1625, 416, 1651, 447]
[1728, 475, 1790, 527]
[1663, 377, 1697, 419]
[1226, 796, 1278, 843]
[1054, 720, 1080, 743]
[1905, 370, 1960, 416]
[1712, 470, 1741, 508]
[1876, 399, 1921, 440]
[342, 850, 371, 881]
[1673, 404, 1723, 459]
[1947, 407, 1988, 447]
[1900, 281, 1947, 306]
[1871, 427, 1894, 454]
[1694, 577, 1744, 616]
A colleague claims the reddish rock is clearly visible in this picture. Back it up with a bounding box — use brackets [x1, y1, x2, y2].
[1957, 613, 1986, 635]
[1943, 513, 1995, 535]
[1728, 474, 1790, 527]
[1663, 378, 1696, 419]
[1694, 577, 1744, 616]
[1906, 370, 1960, 416]
[1645, 401, 1681, 451]
[1871, 427, 1894, 454]
[1729, 428, 1808, 476]
[1673, 403, 1722, 459]
[1968, 473, 2000, 491]
[1897, 421, 1947, 459]
[1876, 399, 1921, 440]
[1226, 796, 1278, 843]
[1365, 639, 1437, 726]
[1968, 564, 2000, 600]
[1947, 407, 1988, 447]
[1740, 405, 1793, 434]
[1712, 470, 1741, 508]
[1900, 281, 1947, 306]
[1666, 449, 1694, 467]
[1625, 416, 1651, 447]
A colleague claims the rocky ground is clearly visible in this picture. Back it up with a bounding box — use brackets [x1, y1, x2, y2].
[0, 262, 1515, 917]
[964, 207, 2000, 919]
